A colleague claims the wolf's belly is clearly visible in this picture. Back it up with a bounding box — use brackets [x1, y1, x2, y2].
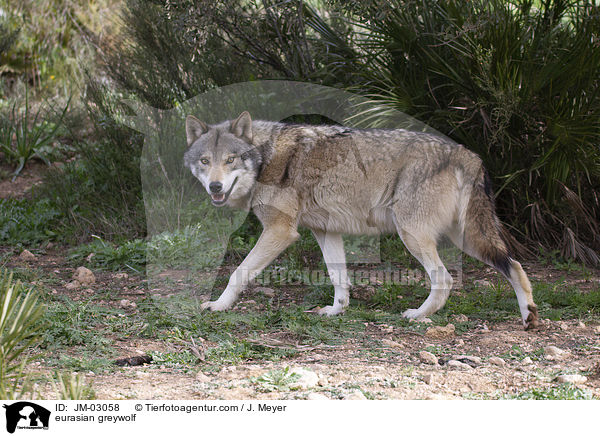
[298, 204, 396, 235]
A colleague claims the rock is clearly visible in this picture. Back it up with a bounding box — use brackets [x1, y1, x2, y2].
[577, 321, 585, 328]
[119, 299, 137, 310]
[419, 351, 439, 365]
[73, 266, 95, 286]
[453, 355, 482, 365]
[381, 338, 403, 349]
[196, 372, 211, 382]
[65, 280, 81, 290]
[452, 314, 469, 323]
[307, 392, 329, 400]
[447, 360, 472, 370]
[558, 321, 569, 331]
[289, 368, 320, 389]
[544, 345, 567, 360]
[474, 279, 491, 287]
[255, 286, 276, 297]
[344, 390, 367, 400]
[556, 374, 587, 384]
[521, 357, 533, 365]
[488, 356, 506, 367]
[113, 272, 129, 280]
[422, 373, 436, 385]
[19, 249, 36, 261]
[593, 326, 600, 335]
[425, 323, 455, 339]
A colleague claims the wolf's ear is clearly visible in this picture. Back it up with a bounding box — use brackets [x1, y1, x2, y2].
[186, 115, 208, 146]
[230, 111, 253, 142]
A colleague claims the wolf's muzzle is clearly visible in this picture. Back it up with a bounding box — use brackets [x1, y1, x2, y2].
[211, 177, 238, 206]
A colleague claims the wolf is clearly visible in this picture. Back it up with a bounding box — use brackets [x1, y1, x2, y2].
[183, 111, 539, 330]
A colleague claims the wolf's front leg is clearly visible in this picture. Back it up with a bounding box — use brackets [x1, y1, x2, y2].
[312, 229, 351, 316]
[202, 224, 300, 312]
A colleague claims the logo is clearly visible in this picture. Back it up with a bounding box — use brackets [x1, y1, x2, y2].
[2, 402, 50, 434]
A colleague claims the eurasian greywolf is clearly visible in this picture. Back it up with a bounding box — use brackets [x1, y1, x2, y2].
[183, 112, 538, 329]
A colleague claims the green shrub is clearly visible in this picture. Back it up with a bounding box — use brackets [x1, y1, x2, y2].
[0, 269, 45, 399]
[0, 197, 61, 245]
[310, 0, 600, 263]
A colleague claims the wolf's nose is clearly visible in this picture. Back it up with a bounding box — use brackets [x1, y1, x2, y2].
[209, 182, 223, 193]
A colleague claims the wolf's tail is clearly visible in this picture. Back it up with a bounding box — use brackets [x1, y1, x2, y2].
[463, 168, 512, 276]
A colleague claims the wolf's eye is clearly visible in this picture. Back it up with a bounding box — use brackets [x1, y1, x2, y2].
[200, 158, 209, 165]
[226, 156, 235, 164]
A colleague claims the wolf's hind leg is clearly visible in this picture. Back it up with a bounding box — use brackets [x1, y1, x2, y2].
[397, 229, 453, 319]
[202, 224, 299, 311]
[312, 229, 351, 316]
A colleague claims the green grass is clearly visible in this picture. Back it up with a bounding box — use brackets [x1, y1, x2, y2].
[251, 367, 301, 392]
[502, 384, 594, 400]
[0, 197, 61, 245]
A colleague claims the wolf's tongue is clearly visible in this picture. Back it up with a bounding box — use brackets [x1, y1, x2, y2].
[212, 193, 225, 201]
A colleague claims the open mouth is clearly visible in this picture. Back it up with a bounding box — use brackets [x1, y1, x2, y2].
[210, 177, 238, 206]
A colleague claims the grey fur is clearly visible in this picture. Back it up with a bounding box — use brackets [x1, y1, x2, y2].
[184, 112, 538, 329]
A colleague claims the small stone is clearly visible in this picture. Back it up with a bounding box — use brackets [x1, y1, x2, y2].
[454, 355, 481, 365]
[488, 356, 506, 366]
[558, 321, 569, 331]
[419, 350, 439, 365]
[521, 357, 533, 365]
[289, 368, 320, 389]
[73, 266, 95, 286]
[474, 279, 491, 287]
[196, 372, 211, 382]
[593, 326, 600, 335]
[65, 280, 81, 290]
[344, 390, 367, 400]
[577, 321, 586, 328]
[447, 360, 472, 370]
[425, 323, 455, 339]
[381, 339, 403, 349]
[556, 374, 587, 384]
[255, 286, 276, 297]
[455, 339, 465, 346]
[19, 250, 36, 261]
[452, 314, 469, 323]
[307, 393, 329, 400]
[113, 272, 129, 280]
[545, 345, 565, 357]
[422, 373, 436, 385]
[119, 299, 137, 310]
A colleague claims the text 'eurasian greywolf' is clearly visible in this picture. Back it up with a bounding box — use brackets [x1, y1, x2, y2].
[183, 112, 538, 330]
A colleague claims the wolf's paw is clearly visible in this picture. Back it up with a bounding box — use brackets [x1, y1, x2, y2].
[523, 304, 539, 331]
[402, 308, 425, 319]
[201, 301, 230, 312]
[317, 305, 345, 316]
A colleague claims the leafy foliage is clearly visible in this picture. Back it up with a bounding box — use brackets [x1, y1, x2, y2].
[0, 269, 45, 399]
[309, 0, 600, 263]
[0, 86, 69, 177]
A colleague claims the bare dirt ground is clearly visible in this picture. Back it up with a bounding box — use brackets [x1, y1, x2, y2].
[11, 248, 600, 400]
[0, 161, 50, 198]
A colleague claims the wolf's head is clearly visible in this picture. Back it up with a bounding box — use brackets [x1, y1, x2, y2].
[184, 111, 262, 207]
